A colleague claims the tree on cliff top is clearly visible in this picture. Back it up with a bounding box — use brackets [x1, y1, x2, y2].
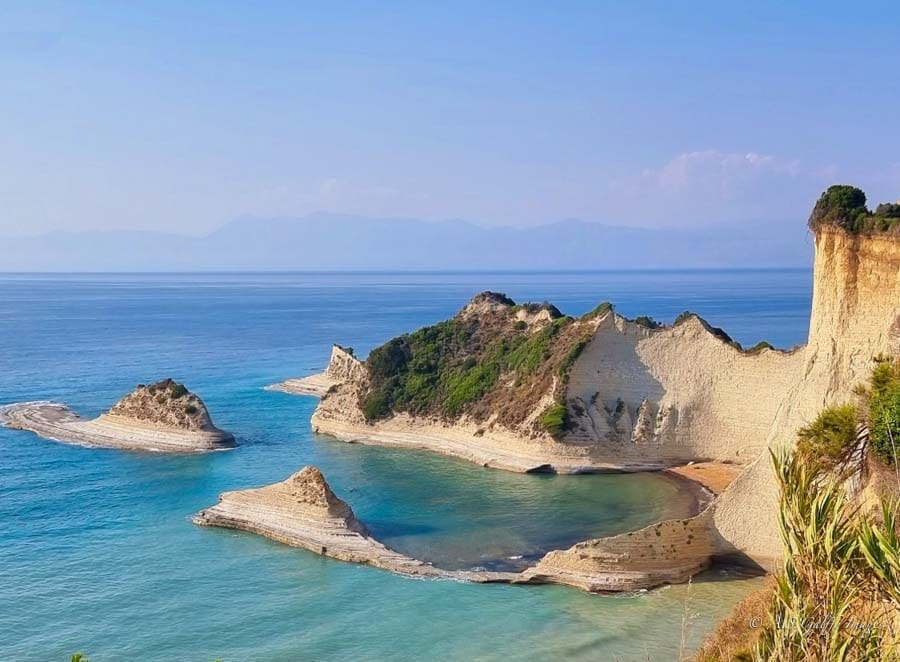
[809, 185, 900, 234]
[808, 185, 869, 232]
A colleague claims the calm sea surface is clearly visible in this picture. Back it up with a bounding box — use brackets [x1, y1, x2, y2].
[0, 270, 811, 661]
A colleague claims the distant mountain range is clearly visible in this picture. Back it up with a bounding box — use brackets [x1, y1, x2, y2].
[0, 213, 813, 271]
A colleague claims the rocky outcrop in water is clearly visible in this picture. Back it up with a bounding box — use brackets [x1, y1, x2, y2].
[106, 378, 215, 431]
[194, 464, 711, 592]
[193, 466, 511, 581]
[1, 379, 234, 452]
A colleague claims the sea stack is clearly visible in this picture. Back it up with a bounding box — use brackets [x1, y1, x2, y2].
[194, 466, 444, 577]
[0, 378, 234, 452]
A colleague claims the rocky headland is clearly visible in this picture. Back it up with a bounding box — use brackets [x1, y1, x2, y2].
[1, 378, 235, 452]
[272, 187, 900, 590]
[194, 464, 713, 592]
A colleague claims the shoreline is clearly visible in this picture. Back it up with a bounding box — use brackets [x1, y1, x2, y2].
[310, 413, 689, 474]
[194, 464, 726, 593]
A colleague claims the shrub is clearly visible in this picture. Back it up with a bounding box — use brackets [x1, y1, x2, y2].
[169, 383, 189, 398]
[357, 302, 589, 423]
[808, 184, 869, 231]
[541, 402, 568, 438]
[870, 380, 900, 465]
[809, 185, 900, 234]
[184, 404, 198, 416]
[360, 387, 393, 422]
[875, 202, 900, 218]
[633, 315, 661, 329]
[796, 404, 859, 466]
[443, 363, 499, 417]
[367, 337, 411, 381]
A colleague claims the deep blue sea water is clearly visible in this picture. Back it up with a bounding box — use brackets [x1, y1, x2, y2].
[0, 270, 811, 661]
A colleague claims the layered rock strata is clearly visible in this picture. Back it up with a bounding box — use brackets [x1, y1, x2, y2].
[269, 345, 363, 397]
[195, 465, 711, 592]
[1, 379, 234, 452]
[194, 466, 513, 584]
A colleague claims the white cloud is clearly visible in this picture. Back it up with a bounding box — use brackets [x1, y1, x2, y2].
[606, 150, 832, 225]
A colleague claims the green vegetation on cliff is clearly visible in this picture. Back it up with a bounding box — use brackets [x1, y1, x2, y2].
[358, 293, 596, 432]
[809, 185, 900, 234]
[796, 404, 859, 470]
[869, 359, 900, 464]
[793, 357, 900, 468]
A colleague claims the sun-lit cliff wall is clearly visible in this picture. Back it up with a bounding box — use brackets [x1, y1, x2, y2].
[714, 227, 900, 566]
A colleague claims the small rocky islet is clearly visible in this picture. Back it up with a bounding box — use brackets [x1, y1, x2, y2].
[0, 378, 234, 452]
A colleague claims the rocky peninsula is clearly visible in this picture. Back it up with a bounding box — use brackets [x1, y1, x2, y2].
[194, 465, 515, 584]
[272, 187, 900, 590]
[1, 378, 235, 452]
[195, 464, 714, 592]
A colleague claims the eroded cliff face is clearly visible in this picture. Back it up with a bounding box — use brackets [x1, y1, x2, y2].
[324, 345, 366, 383]
[714, 228, 900, 565]
[565, 314, 804, 465]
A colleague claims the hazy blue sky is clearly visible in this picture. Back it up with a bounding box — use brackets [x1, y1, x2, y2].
[2, 1, 899, 235]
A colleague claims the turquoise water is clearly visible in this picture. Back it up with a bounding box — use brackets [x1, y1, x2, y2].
[0, 271, 811, 660]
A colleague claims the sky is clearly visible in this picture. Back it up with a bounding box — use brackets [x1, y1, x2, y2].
[2, 1, 899, 236]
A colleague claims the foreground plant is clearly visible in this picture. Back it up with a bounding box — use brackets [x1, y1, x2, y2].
[754, 451, 900, 661]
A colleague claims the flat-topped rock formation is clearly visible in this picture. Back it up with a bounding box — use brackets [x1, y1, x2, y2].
[195, 464, 712, 592]
[1, 379, 234, 452]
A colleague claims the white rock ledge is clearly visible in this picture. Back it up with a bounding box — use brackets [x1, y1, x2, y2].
[1, 401, 235, 452]
[195, 465, 720, 593]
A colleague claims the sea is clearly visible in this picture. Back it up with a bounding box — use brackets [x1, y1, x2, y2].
[0, 270, 812, 661]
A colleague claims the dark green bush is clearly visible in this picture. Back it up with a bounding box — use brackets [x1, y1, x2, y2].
[868, 360, 900, 464]
[513, 320, 527, 331]
[443, 363, 499, 417]
[796, 404, 859, 466]
[169, 383, 189, 398]
[541, 402, 568, 438]
[809, 185, 900, 233]
[360, 387, 394, 421]
[808, 185, 869, 231]
[875, 202, 900, 218]
[633, 315, 661, 329]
